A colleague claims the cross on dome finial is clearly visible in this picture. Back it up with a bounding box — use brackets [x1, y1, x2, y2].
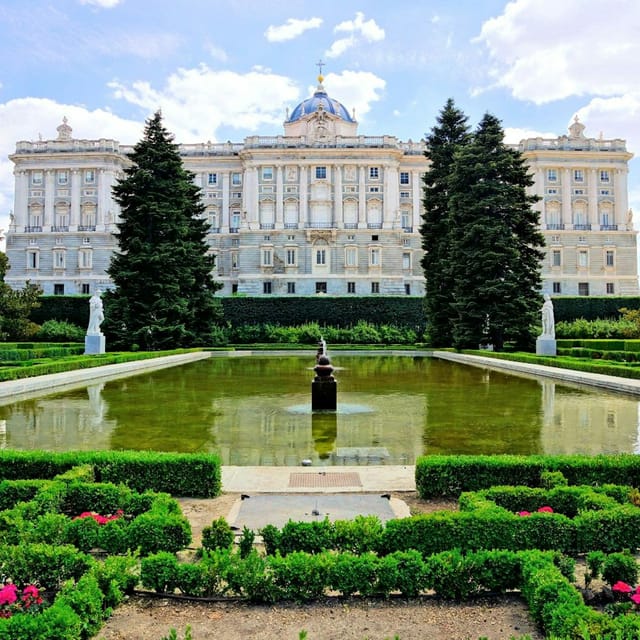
[316, 58, 325, 84]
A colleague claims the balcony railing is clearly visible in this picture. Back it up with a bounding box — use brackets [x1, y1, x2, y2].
[367, 223, 383, 229]
[343, 223, 358, 229]
[24, 226, 42, 232]
[51, 226, 69, 232]
[573, 224, 592, 230]
[402, 226, 413, 233]
[305, 222, 334, 229]
[208, 227, 220, 234]
[229, 227, 239, 233]
[78, 225, 96, 231]
[259, 223, 275, 230]
[601, 224, 619, 231]
[284, 223, 298, 229]
[546, 224, 565, 230]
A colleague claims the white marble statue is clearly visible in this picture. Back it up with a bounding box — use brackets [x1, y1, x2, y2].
[87, 290, 104, 335]
[540, 293, 555, 339]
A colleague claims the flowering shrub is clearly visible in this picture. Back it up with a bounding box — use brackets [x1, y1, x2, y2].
[0, 582, 44, 618]
[516, 506, 554, 517]
[73, 509, 124, 525]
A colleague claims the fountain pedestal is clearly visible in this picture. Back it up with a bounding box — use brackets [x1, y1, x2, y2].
[312, 355, 337, 411]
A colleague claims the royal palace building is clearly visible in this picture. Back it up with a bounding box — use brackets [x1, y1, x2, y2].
[5, 78, 639, 297]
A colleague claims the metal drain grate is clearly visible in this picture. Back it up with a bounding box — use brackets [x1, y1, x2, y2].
[289, 472, 362, 488]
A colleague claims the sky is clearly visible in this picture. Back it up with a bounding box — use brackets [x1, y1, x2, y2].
[1, 0, 640, 249]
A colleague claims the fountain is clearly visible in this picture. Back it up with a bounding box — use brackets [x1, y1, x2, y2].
[311, 339, 337, 411]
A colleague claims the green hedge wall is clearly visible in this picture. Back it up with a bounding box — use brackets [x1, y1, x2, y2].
[0, 450, 221, 498]
[29, 295, 90, 327]
[552, 296, 640, 321]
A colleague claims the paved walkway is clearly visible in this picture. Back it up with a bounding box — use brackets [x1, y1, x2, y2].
[221, 465, 416, 494]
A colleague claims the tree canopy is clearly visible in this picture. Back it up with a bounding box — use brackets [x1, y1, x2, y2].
[104, 111, 222, 350]
[0, 253, 42, 340]
[421, 104, 545, 351]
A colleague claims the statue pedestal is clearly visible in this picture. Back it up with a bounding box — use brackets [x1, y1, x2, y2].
[312, 378, 337, 411]
[536, 337, 557, 356]
[85, 334, 106, 355]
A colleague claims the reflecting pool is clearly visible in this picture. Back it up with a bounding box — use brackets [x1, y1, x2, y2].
[0, 355, 638, 466]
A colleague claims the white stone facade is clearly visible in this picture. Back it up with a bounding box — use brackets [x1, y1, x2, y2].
[5, 95, 638, 298]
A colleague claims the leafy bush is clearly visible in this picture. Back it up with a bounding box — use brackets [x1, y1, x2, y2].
[602, 551, 639, 587]
[35, 320, 85, 342]
[201, 517, 234, 552]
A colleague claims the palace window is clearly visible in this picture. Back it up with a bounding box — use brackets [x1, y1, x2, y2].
[27, 251, 39, 269]
[369, 167, 379, 180]
[263, 281, 272, 294]
[84, 170, 95, 184]
[81, 283, 90, 294]
[574, 169, 584, 182]
[261, 249, 273, 267]
[345, 247, 357, 267]
[207, 173, 217, 185]
[262, 167, 273, 181]
[402, 252, 411, 270]
[232, 173, 242, 186]
[286, 248, 297, 266]
[287, 282, 296, 294]
[316, 248, 327, 265]
[405, 284, 411, 295]
[57, 171, 69, 186]
[53, 250, 65, 269]
[78, 249, 92, 269]
[371, 282, 380, 294]
[315, 282, 327, 294]
[347, 282, 356, 294]
[578, 282, 590, 296]
[606, 282, 615, 294]
[606, 250, 615, 267]
[53, 284, 64, 295]
[315, 166, 327, 179]
[547, 169, 557, 182]
[600, 170, 610, 183]
[370, 247, 381, 266]
[31, 171, 43, 185]
[552, 282, 561, 294]
[552, 250, 561, 267]
[578, 250, 588, 267]
[400, 172, 409, 185]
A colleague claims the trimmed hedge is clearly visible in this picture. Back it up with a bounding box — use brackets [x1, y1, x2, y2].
[553, 296, 640, 321]
[0, 450, 221, 498]
[415, 454, 640, 498]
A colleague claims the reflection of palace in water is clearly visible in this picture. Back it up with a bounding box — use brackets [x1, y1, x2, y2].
[0, 384, 116, 451]
[539, 380, 640, 454]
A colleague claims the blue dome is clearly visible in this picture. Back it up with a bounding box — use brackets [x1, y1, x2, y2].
[287, 87, 355, 123]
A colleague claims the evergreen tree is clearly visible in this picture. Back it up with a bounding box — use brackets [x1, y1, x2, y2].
[447, 113, 545, 351]
[420, 99, 471, 346]
[104, 111, 222, 350]
[0, 253, 42, 340]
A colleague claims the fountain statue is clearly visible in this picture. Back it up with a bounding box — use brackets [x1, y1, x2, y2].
[311, 338, 337, 411]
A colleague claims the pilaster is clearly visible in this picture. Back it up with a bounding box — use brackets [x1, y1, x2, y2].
[561, 168, 572, 227]
[358, 166, 366, 227]
[276, 165, 284, 227]
[44, 170, 55, 228]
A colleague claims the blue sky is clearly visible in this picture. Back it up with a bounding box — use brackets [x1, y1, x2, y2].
[1, 0, 640, 247]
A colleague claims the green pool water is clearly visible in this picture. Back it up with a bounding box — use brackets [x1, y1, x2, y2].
[1, 355, 638, 465]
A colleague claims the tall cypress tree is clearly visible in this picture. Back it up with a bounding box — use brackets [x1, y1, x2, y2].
[448, 113, 545, 351]
[420, 99, 470, 346]
[104, 111, 222, 350]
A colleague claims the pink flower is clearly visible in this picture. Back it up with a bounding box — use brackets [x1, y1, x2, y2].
[537, 506, 554, 513]
[0, 584, 17, 606]
[613, 581, 633, 593]
[631, 593, 640, 605]
[74, 510, 124, 525]
[516, 511, 531, 517]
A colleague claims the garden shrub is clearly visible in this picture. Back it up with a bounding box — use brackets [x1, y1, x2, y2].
[327, 552, 379, 597]
[126, 511, 192, 556]
[602, 550, 639, 587]
[35, 320, 85, 342]
[140, 551, 180, 593]
[201, 517, 234, 552]
[268, 551, 330, 602]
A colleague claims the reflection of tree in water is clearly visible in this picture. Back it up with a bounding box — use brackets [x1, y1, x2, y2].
[102, 363, 222, 452]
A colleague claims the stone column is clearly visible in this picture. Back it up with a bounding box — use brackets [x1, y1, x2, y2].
[615, 168, 628, 225]
[383, 164, 399, 229]
[14, 171, 28, 228]
[70, 170, 81, 229]
[533, 167, 544, 221]
[276, 165, 284, 228]
[412, 171, 421, 229]
[221, 171, 230, 231]
[44, 170, 55, 229]
[299, 166, 308, 227]
[561, 168, 572, 228]
[358, 166, 366, 227]
[243, 167, 258, 225]
[588, 168, 598, 228]
[333, 165, 343, 226]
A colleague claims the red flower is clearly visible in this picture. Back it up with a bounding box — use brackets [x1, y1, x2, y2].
[537, 506, 554, 513]
[74, 510, 124, 525]
[516, 511, 531, 517]
[613, 581, 633, 593]
[631, 593, 640, 605]
[0, 584, 17, 606]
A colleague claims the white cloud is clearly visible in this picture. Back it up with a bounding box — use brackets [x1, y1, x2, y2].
[0, 98, 142, 251]
[205, 43, 228, 63]
[265, 17, 322, 43]
[109, 65, 301, 140]
[93, 32, 182, 60]
[503, 126, 559, 145]
[326, 12, 384, 58]
[474, 0, 640, 104]
[319, 70, 385, 121]
[78, 0, 122, 8]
